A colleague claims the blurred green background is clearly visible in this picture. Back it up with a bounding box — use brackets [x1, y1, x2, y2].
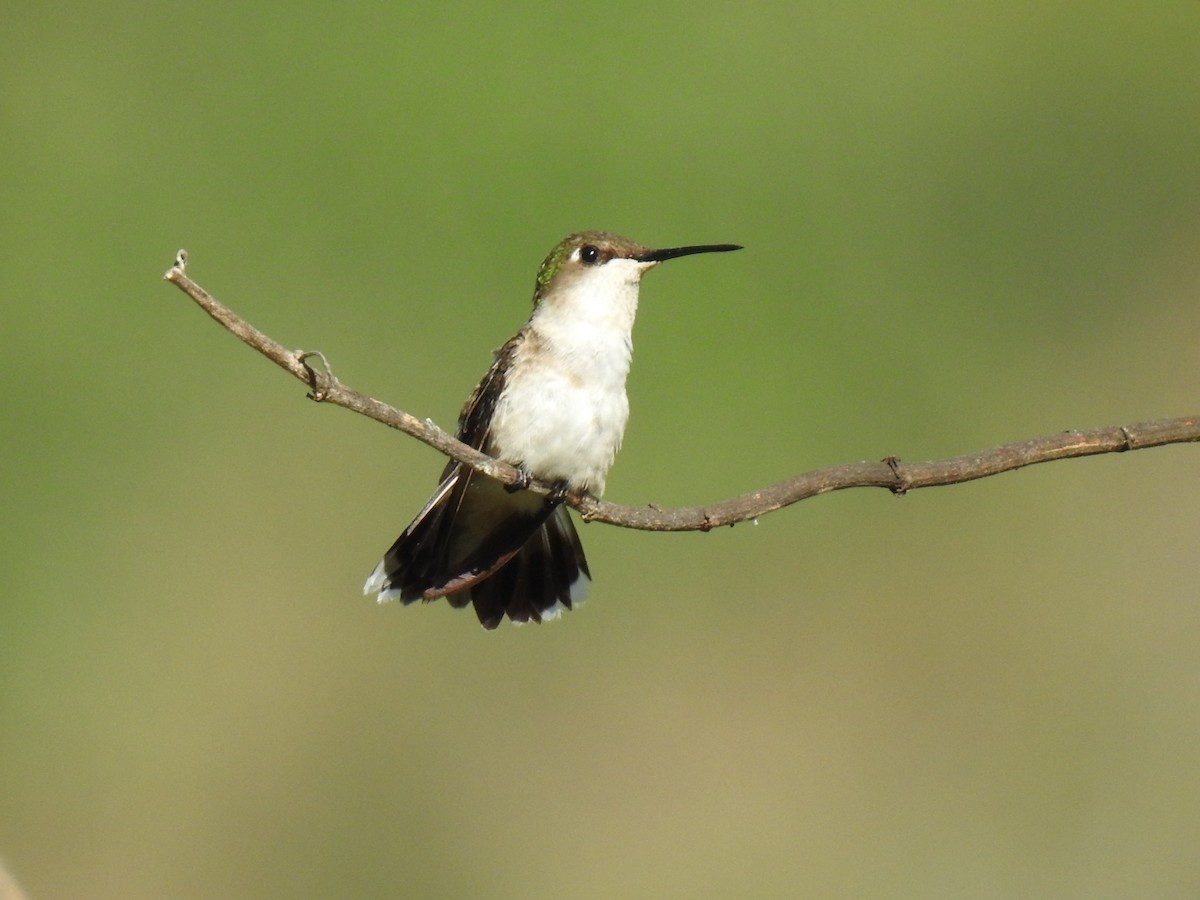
[3, 2, 1199, 897]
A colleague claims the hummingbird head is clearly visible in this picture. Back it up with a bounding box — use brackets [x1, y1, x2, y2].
[531, 231, 741, 309]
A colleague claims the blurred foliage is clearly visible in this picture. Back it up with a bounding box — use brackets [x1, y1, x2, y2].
[2, 2, 1199, 897]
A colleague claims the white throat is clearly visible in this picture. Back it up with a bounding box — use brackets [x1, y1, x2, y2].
[532, 256, 649, 354]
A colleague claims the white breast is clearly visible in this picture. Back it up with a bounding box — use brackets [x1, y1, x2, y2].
[488, 258, 646, 494]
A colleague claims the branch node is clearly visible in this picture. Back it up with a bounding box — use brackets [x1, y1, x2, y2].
[574, 493, 599, 523]
[297, 350, 336, 401]
[163, 249, 188, 280]
[1118, 426, 1134, 451]
[884, 456, 910, 495]
[699, 512, 714, 533]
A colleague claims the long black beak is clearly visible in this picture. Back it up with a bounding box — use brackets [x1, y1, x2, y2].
[636, 243, 742, 263]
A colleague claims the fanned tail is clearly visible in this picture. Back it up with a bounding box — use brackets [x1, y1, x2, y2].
[457, 506, 590, 629]
[364, 467, 591, 629]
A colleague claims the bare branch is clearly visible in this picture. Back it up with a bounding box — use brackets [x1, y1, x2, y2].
[163, 251, 1199, 532]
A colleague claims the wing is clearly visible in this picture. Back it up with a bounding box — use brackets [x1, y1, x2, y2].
[443, 328, 526, 475]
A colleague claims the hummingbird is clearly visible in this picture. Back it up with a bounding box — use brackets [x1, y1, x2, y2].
[363, 231, 741, 629]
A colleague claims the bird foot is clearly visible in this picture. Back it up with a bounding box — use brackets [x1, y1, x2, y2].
[504, 466, 533, 493]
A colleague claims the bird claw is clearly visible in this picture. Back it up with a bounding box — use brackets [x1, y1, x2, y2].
[504, 466, 533, 493]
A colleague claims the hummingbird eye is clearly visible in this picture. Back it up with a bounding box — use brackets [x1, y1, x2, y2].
[579, 245, 601, 265]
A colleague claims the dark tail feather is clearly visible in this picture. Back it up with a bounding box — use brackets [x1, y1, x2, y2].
[365, 469, 590, 628]
[460, 506, 591, 630]
[365, 467, 547, 602]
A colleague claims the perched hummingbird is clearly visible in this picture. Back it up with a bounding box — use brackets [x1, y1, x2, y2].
[363, 231, 741, 629]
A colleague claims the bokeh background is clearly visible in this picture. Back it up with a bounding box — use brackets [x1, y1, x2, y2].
[3, 2, 1199, 898]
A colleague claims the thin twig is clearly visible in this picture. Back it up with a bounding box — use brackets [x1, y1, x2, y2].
[163, 251, 1199, 533]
